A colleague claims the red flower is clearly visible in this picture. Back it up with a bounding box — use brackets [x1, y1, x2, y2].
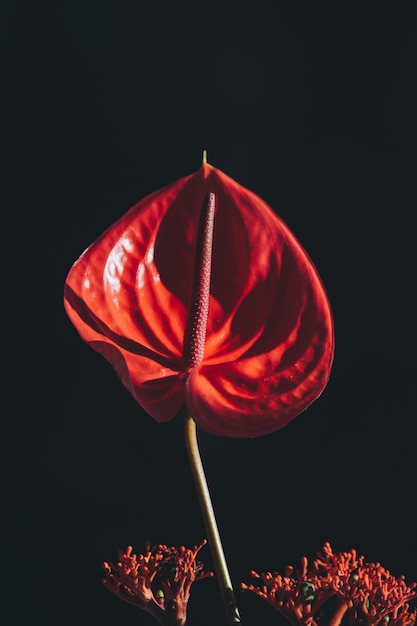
[102, 540, 213, 626]
[64, 162, 334, 437]
[241, 542, 417, 626]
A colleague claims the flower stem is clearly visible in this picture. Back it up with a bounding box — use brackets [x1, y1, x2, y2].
[327, 599, 348, 626]
[184, 414, 242, 625]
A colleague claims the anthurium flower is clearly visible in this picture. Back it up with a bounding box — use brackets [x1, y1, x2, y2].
[64, 162, 334, 437]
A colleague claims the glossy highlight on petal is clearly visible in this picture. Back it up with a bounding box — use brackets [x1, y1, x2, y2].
[64, 162, 334, 437]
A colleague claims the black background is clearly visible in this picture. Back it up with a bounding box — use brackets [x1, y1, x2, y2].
[4, 2, 417, 625]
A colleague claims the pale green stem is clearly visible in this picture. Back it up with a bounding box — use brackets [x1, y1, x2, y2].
[184, 413, 242, 625]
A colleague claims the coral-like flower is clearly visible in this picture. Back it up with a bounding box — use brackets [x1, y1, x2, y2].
[102, 540, 213, 626]
[64, 162, 334, 437]
[241, 542, 417, 626]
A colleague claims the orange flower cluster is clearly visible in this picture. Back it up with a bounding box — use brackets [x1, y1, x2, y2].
[102, 540, 213, 626]
[241, 542, 417, 626]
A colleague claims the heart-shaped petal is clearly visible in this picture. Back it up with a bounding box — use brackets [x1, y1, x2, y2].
[64, 162, 334, 437]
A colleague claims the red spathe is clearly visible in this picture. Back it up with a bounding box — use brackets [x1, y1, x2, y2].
[64, 163, 334, 437]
